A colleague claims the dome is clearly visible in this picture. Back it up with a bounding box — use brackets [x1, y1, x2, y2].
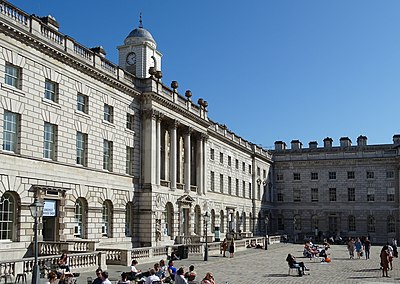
[125, 27, 156, 44]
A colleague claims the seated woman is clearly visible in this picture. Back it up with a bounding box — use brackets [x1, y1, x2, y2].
[58, 253, 70, 272]
[168, 260, 177, 281]
[200, 272, 215, 284]
[286, 254, 309, 277]
[184, 265, 196, 282]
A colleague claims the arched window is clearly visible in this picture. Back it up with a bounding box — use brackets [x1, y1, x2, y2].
[102, 200, 113, 237]
[194, 205, 201, 235]
[211, 209, 215, 233]
[125, 202, 133, 237]
[0, 192, 17, 241]
[388, 215, 396, 233]
[165, 202, 174, 239]
[151, 56, 157, 69]
[367, 215, 375, 233]
[74, 198, 87, 238]
[311, 215, 319, 231]
[277, 214, 284, 231]
[236, 211, 240, 232]
[242, 212, 247, 232]
[294, 215, 301, 231]
[348, 215, 356, 232]
[220, 210, 225, 233]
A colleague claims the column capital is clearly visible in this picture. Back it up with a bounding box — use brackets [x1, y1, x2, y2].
[142, 109, 157, 120]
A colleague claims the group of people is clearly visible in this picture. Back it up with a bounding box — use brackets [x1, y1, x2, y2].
[303, 239, 330, 261]
[379, 241, 398, 278]
[127, 258, 215, 284]
[219, 238, 235, 258]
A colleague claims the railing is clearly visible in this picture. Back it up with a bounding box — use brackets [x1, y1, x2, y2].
[39, 241, 96, 255]
[40, 24, 64, 46]
[0, 252, 103, 278]
[101, 58, 117, 75]
[0, 1, 29, 26]
[72, 41, 93, 61]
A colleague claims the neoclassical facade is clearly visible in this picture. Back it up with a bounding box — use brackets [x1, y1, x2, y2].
[0, 1, 398, 262]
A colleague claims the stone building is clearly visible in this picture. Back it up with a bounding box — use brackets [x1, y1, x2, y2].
[270, 136, 400, 244]
[0, 1, 272, 260]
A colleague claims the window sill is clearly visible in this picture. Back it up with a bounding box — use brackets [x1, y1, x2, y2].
[42, 98, 61, 109]
[75, 110, 91, 119]
[102, 120, 115, 127]
[125, 128, 135, 135]
[1, 83, 24, 96]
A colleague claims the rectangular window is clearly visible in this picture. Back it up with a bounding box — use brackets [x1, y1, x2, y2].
[44, 79, 58, 102]
[210, 148, 214, 160]
[367, 171, 374, 179]
[219, 152, 223, 164]
[348, 188, 355, 201]
[235, 159, 239, 169]
[242, 162, 245, 171]
[77, 93, 89, 114]
[3, 111, 19, 153]
[228, 156, 232, 166]
[248, 165, 252, 174]
[329, 172, 336, 180]
[220, 174, 224, 193]
[263, 169, 266, 179]
[276, 173, 283, 181]
[293, 173, 301, 180]
[126, 146, 134, 175]
[103, 139, 113, 171]
[257, 184, 261, 200]
[277, 217, 284, 230]
[386, 171, 394, 179]
[329, 188, 336, 201]
[257, 167, 260, 176]
[293, 189, 301, 202]
[76, 131, 87, 166]
[367, 188, 375, 201]
[43, 122, 56, 160]
[347, 171, 355, 179]
[103, 104, 114, 123]
[228, 176, 232, 195]
[387, 188, 395, 202]
[277, 192, 284, 202]
[242, 181, 246, 197]
[311, 172, 318, 180]
[126, 113, 135, 131]
[210, 171, 215, 191]
[248, 182, 252, 198]
[311, 188, 318, 202]
[235, 179, 239, 196]
[5, 63, 21, 89]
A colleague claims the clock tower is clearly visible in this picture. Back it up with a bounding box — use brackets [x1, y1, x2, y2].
[118, 17, 162, 78]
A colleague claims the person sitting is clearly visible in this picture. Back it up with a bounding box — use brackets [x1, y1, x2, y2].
[154, 263, 166, 282]
[130, 259, 142, 280]
[286, 253, 309, 277]
[200, 272, 215, 284]
[184, 265, 196, 282]
[170, 250, 180, 260]
[168, 260, 177, 281]
[118, 272, 130, 284]
[46, 271, 59, 284]
[58, 253, 70, 272]
[174, 267, 188, 284]
[323, 238, 331, 251]
[144, 269, 160, 284]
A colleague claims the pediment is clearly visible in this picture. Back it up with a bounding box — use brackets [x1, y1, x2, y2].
[177, 194, 195, 204]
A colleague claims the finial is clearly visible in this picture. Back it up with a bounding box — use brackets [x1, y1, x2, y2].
[139, 12, 143, 28]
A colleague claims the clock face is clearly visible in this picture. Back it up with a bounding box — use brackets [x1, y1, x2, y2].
[126, 52, 136, 65]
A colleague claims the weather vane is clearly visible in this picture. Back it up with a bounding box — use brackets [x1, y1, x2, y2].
[139, 12, 143, 28]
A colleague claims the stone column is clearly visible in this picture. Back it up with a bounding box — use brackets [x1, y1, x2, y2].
[169, 121, 178, 189]
[196, 134, 204, 195]
[184, 128, 191, 193]
[143, 109, 157, 185]
[203, 135, 208, 195]
[156, 115, 162, 185]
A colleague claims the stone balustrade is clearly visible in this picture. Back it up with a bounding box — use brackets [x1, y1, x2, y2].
[39, 241, 96, 255]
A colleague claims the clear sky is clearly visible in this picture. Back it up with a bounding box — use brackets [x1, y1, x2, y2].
[9, 0, 400, 148]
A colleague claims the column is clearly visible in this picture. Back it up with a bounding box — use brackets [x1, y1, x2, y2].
[196, 134, 204, 195]
[169, 121, 178, 189]
[203, 136, 208, 195]
[156, 115, 162, 185]
[184, 128, 191, 193]
[143, 109, 157, 184]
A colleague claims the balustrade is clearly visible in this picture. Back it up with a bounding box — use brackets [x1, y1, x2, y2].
[0, 1, 29, 26]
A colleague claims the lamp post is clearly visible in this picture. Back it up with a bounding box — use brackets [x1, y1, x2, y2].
[264, 216, 269, 250]
[29, 197, 44, 284]
[203, 212, 210, 261]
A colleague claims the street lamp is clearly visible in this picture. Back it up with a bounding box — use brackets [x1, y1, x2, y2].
[203, 212, 210, 261]
[264, 216, 269, 250]
[29, 197, 44, 284]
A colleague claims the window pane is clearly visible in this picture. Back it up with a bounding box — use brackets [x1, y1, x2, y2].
[44, 123, 56, 160]
[3, 111, 18, 152]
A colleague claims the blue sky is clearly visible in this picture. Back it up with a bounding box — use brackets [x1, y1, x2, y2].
[10, 0, 400, 148]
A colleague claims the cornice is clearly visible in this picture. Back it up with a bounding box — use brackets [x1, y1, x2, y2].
[0, 20, 141, 99]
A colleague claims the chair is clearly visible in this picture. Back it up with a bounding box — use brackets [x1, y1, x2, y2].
[287, 263, 298, 276]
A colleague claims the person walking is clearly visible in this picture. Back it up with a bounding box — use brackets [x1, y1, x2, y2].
[355, 238, 363, 259]
[380, 245, 390, 277]
[229, 239, 235, 258]
[220, 239, 227, 257]
[363, 237, 371, 260]
[347, 238, 355, 259]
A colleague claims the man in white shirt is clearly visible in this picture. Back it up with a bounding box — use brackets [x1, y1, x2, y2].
[144, 269, 160, 284]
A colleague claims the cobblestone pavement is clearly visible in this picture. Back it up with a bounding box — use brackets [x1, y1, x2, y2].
[68, 244, 400, 284]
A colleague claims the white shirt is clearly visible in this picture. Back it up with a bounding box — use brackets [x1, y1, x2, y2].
[145, 275, 160, 284]
[175, 275, 188, 284]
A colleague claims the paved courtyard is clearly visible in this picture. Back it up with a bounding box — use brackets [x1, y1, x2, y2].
[74, 243, 399, 284]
